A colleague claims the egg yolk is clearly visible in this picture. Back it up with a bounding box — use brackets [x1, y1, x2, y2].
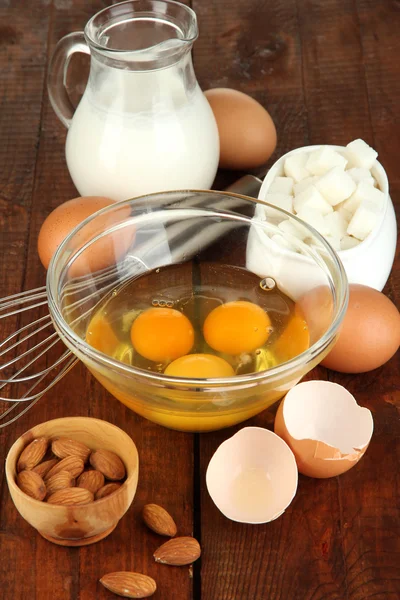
[164, 354, 235, 378]
[130, 307, 194, 362]
[203, 300, 271, 355]
[273, 306, 310, 362]
[86, 313, 119, 356]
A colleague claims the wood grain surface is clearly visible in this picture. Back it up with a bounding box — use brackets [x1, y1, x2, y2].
[0, 0, 399, 599]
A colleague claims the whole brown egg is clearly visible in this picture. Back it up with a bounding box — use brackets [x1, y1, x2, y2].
[37, 196, 135, 277]
[204, 88, 277, 170]
[321, 284, 400, 373]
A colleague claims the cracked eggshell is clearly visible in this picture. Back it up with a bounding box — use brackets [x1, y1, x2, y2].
[274, 381, 373, 478]
[206, 427, 298, 524]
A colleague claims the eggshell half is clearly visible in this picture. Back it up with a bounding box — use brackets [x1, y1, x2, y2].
[206, 427, 298, 524]
[274, 381, 373, 478]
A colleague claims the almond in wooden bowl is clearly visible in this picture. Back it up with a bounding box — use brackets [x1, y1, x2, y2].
[5, 417, 139, 547]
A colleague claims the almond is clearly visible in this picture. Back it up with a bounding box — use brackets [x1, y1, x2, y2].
[51, 438, 91, 463]
[153, 536, 201, 566]
[32, 458, 59, 479]
[142, 504, 177, 537]
[45, 455, 84, 480]
[77, 470, 104, 494]
[95, 482, 121, 500]
[17, 437, 48, 472]
[16, 470, 46, 501]
[100, 572, 156, 599]
[47, 487, 94, 505]
[90, 449, 126, 481]
[46, 470, 75, 495]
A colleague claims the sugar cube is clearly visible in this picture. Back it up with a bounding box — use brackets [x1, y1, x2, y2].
[324, 235, 342, 252]
[346, 139, 378, 170]
[357, 181, 385, 206]
[346, 199, 380, 240]
[342, 191, 362, 215]
[284, 153, 310, 182]
[343, 180, 385, 214]
[293, 176, 316, 196]
[296, 206, 330, 236]
[336, 203, 353, 224]
[315, 166, 356, 205]
[293, 185, 333, 216]
[268, 177, 294, 195]
[306, 147, 347, 176]
[278, 219, 308, 241]
[347, 167, 375, 187]
[264, 193, 294, 214]
[324, 211, 348, 240]
[340, 235, 360, 251]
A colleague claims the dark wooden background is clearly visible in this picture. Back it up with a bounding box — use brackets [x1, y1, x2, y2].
[0, 1, 399, 599]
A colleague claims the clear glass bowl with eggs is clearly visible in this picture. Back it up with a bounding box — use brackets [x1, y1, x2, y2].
[47, 191, 348, 432]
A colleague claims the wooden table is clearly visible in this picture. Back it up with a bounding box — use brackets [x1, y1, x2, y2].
[0, 1, 399, 598]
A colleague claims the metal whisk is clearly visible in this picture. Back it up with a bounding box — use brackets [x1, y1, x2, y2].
[0, 178, 262, 427]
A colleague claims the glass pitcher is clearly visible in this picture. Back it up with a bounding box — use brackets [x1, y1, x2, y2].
[47, 0, 220, 201]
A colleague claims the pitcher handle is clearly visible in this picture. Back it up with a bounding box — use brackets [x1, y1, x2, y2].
[47, 32, 90, 129]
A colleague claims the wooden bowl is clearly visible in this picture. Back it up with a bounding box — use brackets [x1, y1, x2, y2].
[5, 417, 139, 546]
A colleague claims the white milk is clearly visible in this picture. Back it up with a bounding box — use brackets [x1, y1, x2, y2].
[66, 66, 220, 201]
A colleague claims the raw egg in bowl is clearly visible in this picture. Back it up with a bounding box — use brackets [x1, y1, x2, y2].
[47, 191, 348, 432]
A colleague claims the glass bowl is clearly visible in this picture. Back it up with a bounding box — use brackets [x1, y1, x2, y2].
[47, 191, 348, 432]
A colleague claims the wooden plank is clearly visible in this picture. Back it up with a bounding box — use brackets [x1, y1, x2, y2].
[0, 1, 50, 351]
[0, 1, 194, 599]
[355, 0, 400, 184]
[0, 2, 51, 599]
[193, 0, 309, 190]
[336, 208, 400, 597]
[338, 3, 400, 597]
[297, 0, 373, 145]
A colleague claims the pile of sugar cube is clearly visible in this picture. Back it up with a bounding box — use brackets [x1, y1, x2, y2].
[264, 139, 384, 252]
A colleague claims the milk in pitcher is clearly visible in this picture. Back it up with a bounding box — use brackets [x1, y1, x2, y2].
[66, 65, 219, 201]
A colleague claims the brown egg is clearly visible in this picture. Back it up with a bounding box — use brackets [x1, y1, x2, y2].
[204, 88, 277, 170]
[38, 196, 135, 278]
[274, 381, 373, 478]
[321, 284, 400, 373]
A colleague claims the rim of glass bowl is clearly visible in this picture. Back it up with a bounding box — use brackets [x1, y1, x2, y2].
[47, 190, 349, 389]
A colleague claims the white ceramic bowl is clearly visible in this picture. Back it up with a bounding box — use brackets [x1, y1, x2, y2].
[254, 145, 397, 291]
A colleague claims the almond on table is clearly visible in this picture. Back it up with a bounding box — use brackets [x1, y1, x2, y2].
[100, 572, 157, 599]
[142, 504, 177, 537]
[153, 536, 201, 566]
